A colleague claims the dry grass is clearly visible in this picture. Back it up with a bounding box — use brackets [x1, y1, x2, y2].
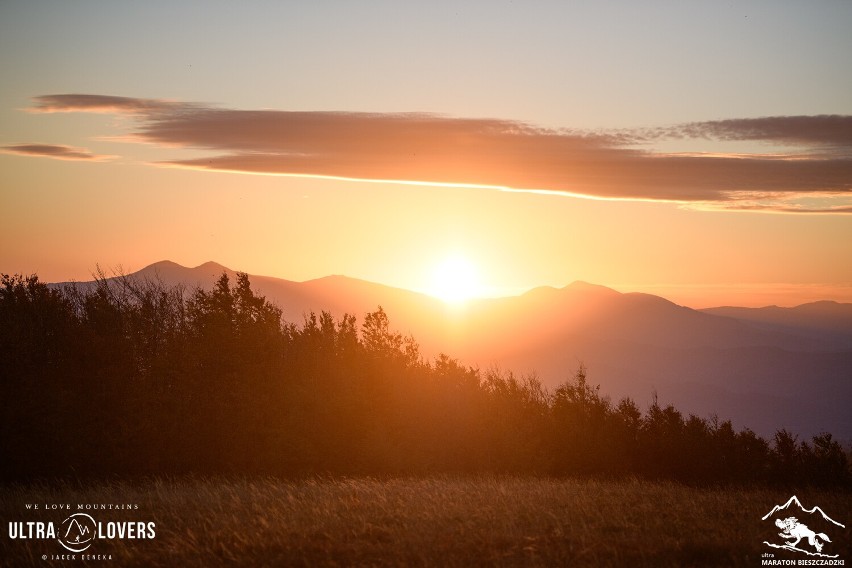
[1, 476, 849, 567]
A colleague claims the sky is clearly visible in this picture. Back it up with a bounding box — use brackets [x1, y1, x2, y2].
[1, 1, 851, 307]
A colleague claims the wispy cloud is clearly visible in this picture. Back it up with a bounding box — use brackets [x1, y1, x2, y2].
[632, 115, 852, 148]
[21, 94, 852, 213]
[30, 94, 179, 115]
[0, 143, 114, 161]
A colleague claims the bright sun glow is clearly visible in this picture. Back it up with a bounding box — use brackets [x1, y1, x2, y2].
[428, 254, 483, 304]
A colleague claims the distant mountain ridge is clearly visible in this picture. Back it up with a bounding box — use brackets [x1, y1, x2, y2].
[52, 261, 852, 440]
[702, 303, 852, 350]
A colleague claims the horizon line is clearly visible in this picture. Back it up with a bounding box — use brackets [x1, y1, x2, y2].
[30, 259, 852, 310]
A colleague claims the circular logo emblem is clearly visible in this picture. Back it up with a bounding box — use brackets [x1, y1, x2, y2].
[58, 513, 96, 552]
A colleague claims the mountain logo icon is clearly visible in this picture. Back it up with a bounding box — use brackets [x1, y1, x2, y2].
[58, 513, 96, 553]
[762, 496, 845, 558]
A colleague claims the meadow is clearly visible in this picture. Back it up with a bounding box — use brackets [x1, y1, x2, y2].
[2, 476, 850, 567]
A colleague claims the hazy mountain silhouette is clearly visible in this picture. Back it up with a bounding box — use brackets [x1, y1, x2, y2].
[55, 261, 852, 440]
[702, 303, 852, 350]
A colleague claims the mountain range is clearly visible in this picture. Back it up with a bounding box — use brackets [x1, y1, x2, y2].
[54, 261, 852, 441]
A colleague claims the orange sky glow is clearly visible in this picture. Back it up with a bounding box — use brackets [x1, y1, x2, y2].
[1, 2, 851, 308]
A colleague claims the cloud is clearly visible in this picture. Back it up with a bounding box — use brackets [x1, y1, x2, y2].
[23, 94, 852, 213]
[640, 115, 852, 148]
[728, 204, 852, 214]
[30, 94, 179, 115]
[0, 143, 114, 161]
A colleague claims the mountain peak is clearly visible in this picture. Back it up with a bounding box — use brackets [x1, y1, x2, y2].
[563, 281, 619, 295]
[147, 260, 183, 270]
[194, 261, 231, 272]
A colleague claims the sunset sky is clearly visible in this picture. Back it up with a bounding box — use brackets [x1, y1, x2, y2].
[1, 1, 851, 307]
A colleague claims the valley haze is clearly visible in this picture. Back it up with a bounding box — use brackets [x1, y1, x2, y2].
[55, 260, 852, 441]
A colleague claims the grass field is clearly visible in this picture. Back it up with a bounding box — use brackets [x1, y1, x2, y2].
[1, 476, 850, 567]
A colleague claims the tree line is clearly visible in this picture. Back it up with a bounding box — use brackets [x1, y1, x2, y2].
[1, 271, 848, 485]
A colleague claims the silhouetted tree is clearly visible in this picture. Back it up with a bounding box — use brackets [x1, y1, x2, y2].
[1, 271, 849, 485]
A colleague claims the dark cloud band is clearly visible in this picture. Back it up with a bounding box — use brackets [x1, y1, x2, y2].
[31, 94, 179, 115]
[23, 94, 852, 212]
[647, 115, 852, 147]
[0, 143, 113, 161]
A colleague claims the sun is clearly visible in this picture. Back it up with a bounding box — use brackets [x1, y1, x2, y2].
[428, 254, 483, 304]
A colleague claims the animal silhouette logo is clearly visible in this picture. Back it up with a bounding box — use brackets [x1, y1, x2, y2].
[774, 517, 830, 553]
[762, 496, 844, 558]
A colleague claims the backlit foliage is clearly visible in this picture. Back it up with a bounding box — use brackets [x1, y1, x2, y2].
[1, 272, 848, 485]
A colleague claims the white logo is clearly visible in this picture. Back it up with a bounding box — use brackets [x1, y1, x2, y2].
[7, 504, 155, 559]
[762, 496, 845, 558]
[58, 513, 96, 553]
